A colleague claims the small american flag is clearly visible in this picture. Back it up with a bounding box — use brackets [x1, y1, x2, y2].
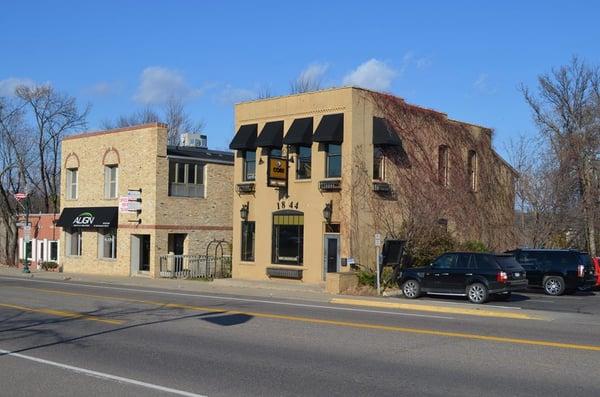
[14, 193, 27, 201]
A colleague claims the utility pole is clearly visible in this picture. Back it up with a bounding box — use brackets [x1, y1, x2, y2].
[22, 193, 31, 274]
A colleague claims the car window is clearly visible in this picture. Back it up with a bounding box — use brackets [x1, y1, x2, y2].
[515, 251, 540, 266]
[578, 253, 592, 268]
[495, 255, 522, 271]
[456, 254, 471, 269]
[543, 252, 573, 268]
[432, 254, 457, 269]
[475, 254, 500, 270]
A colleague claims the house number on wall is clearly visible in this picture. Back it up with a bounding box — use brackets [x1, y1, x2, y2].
[277, 201, 299, 210]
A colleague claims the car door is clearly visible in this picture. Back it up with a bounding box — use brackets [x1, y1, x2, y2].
[517, 251, 543, 286]
[430, 254, 458, 292]
[445, 253, 471, 292]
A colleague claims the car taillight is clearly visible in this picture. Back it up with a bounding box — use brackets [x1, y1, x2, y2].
[497, 271, 508, 283]
[577, 265, 585, 277]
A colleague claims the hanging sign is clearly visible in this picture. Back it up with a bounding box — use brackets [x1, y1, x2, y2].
[267, 157, 288, 188]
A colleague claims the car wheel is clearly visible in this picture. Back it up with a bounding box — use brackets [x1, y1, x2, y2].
[401, 279, 421, 299]
[543, 276, 565, 296]
[467, 283, 488, 304]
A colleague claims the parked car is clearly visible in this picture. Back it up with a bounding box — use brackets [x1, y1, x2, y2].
[593, 257, 600, 288]
[506, 249, 596, 295]
[397, 252, 528, 304]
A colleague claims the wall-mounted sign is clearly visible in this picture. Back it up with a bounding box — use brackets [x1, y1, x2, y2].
[267, 157, 288, 188]
[119, 197, 131, 213]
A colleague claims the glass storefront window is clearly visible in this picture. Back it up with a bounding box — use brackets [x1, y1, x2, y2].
[272, 212, 304, 265]
[99, 229, 117, 259]
[241, 221, 255, 261]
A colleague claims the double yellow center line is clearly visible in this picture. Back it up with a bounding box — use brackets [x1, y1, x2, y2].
[5, 286, 600, 352]
[0, 302, 123, 325]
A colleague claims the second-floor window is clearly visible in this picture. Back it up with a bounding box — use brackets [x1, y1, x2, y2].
[326, 144, 342, 178]
[467, 150, 478, 191]
[296, 146, 311, 180]
[438, 145, 449, 187]
[66, 168, 78, 200]
[104, 165, 118, 199]
[169, 161, 205, 198]
[243, 151, 256, 181]
[373, 146, 385, 180]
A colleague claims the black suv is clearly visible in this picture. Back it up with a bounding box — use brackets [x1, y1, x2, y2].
[506, 249, 596, 295]
[397, 252, 528, 304]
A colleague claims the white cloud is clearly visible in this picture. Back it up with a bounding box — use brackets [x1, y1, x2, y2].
[134, 67, 201, 105]
[297, 62, 329, 84]
[473, 73, 496, 95]
[342, 59, 397, 91]
[87, 81, 121, 96]
[0, 77, 36, 96]
[217, 85, 256, 105]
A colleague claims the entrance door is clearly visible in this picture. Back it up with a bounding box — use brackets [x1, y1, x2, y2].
[131, 234, 151, 273]
[324, 235, 340, 276]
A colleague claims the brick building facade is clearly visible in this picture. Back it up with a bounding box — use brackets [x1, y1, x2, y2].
[57, 123, 233, 277]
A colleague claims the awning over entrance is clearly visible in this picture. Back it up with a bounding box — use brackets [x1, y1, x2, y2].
[373, 117, 402, 146]
[283, 117, 313, 146]
[256, 121, 284, 148]
[229, 124, 258, 150]
[56, 207, 118, 228]
[313, 113, 344, 143]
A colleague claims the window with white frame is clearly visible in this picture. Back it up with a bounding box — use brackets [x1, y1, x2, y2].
[104, 165, 118, 199]
[66, 229, 82, 256]
[168, 160, 205, 198]
[438, 145, 449, 187]
[49, 241, 58, 262]
[467, 150, 478, 191]
[98, 229, 117, 259]
[373, 146, 385, 180]
[66, 168, 78, 199]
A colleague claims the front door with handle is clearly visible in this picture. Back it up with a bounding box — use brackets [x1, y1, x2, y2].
[429, 254, 458, 292]
[324, 235, 339, 274]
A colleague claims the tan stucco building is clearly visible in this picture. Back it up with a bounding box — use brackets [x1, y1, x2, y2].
[57, 123, 233, 277]
[229, 87, 517, 284]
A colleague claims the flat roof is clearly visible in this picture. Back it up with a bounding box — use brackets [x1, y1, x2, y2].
[167, 146, 234, 164]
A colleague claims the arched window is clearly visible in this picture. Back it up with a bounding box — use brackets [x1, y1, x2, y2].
[438, 145, 449, 186]
[467, 150, 478, 191]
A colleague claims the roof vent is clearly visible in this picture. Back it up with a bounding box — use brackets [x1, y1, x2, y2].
[180, 133, 207, 148]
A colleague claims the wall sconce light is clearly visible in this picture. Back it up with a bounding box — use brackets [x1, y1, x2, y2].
[240, 202, 249, 221]
[322, 200, 333, 223]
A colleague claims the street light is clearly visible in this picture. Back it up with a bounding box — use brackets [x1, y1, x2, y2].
[240, 202, 249, 221]
[322, 201, 332, 224]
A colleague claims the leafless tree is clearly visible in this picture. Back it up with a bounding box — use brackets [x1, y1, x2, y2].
[15, 85, 89, 213]
[102, 97, 205, 145]
[522, 57, 600, 255]
[0, 97, 33, 265]
[255, 85, 273, 100]
[290, 73, 322, 94]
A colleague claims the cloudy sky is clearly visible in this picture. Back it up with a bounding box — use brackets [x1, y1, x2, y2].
[2, 1, 599, 156]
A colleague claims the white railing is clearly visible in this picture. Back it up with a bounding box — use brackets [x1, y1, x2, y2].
[159, 254, 231, 279]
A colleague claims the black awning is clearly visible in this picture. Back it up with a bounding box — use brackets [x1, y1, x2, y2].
[283, 117, 313, 146]
[373, 117, 402, 146]
[256, 121, 284, 148]
[56, 207, 118, 229]
[229, 124, 258, 150]
[313, 113, 344, 143]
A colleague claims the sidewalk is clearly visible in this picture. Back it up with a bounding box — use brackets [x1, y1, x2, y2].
[0, 266, 547, 320]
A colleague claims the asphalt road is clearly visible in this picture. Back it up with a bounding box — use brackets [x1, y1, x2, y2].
[0, 276, 599, 397]
[415, 288, 600, 315]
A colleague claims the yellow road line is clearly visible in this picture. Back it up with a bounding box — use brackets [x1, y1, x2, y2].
[0, 303, 124, 325]
[16, 286, 600, 352]
[330, 297, 542, 320]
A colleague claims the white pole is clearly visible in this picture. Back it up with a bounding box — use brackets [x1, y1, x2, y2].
[376, 245, 381, 295]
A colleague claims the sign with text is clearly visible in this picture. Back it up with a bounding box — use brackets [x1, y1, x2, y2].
[267, 157, 288, 188]
[375, 233, 382, 247]
[119, 197, 131, 213]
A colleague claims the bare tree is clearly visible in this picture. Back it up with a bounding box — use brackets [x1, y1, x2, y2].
[522, 57, 600, 255]
[290, 72, 322, 94]
[102, 98, 204, 145]
[0, 97, 33, 265]
[16, 85, 89, 213]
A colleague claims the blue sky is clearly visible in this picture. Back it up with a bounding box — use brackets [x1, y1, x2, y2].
[1, 1, 599, 157]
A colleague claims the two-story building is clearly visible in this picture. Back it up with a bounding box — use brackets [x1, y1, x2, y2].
[229, 87, 517, 284]
[56, 123, 234, 277]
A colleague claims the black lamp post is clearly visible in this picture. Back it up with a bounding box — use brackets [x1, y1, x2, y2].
[240, 202, 249, 221]
[323, 201, 332, 224]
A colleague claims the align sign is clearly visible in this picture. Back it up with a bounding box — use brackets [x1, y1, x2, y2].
[56, 207, 118, 228]
[267, 157, 288, 188]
